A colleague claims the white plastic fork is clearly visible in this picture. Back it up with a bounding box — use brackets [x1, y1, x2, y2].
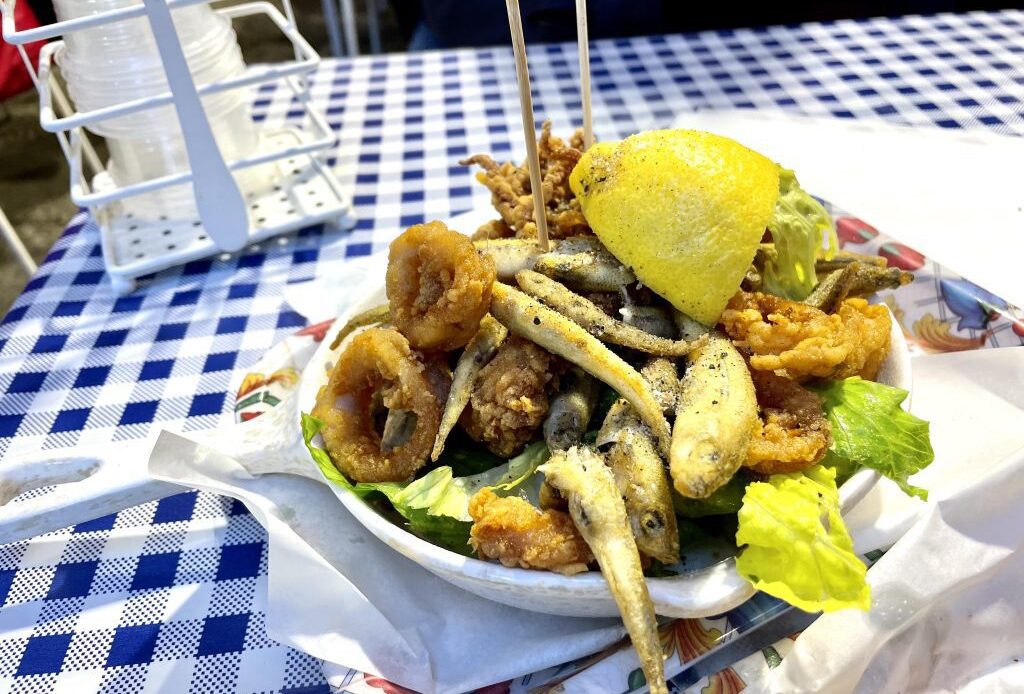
[141, 0, 250, 252]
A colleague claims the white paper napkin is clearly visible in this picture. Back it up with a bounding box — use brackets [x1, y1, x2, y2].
[756, 347, 1024, 694]
[148, 432, 626, 694]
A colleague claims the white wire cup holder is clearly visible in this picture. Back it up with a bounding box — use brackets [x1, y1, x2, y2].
[1, 0, 354, 294]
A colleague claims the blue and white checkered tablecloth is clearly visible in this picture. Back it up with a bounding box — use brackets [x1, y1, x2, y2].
[0, 9, 1021, 692]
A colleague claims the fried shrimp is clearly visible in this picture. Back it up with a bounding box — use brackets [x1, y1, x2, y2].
[460, 122, 591, 239]
[746, 368, 832, 475]
[312, 327, 450, 482]
[468, 488, 593, 575]
[722, 292, 892, 381]
[386, 221, 496, 352]
[461, 337, 561, 457]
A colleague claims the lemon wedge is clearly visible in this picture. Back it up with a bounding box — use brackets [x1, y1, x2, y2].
[570, 130, 779, 325]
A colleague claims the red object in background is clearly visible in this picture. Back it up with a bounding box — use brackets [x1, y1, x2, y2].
[0, 1, 44, 101]
[834, 216, 879, 246]
[878, 241, 926, 271]
[1011, 317, 1024, 338]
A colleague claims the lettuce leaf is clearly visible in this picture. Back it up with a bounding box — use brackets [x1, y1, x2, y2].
[810, 377, 934, 501]
[736, 465, 870, 612]
[763, 168, 838, 300]
[300, 413, 548, 554]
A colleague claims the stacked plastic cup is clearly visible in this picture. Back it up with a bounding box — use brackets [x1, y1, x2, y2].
[54, 0, 261, 220]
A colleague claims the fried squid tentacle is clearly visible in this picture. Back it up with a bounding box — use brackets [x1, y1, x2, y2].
[329, 303, 391, 350]
[312, 327, 450, 482]
[431, 315, 509, 461]
[543, 367, 600, 452]
[490, 282, 672, 457]
[515, 270, 701, 357]
[671, 331, 758, 499]
[386, 221, 496, 352]
[540, 447, 667, 694]
[597, 399, 680, 564]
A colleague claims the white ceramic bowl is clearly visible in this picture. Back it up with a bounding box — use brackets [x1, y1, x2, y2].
[296, 209, 912, 619]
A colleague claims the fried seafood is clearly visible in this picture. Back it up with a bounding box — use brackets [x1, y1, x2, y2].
[671, 332, 759, 499]
[460, 122, 590, 239]
[461, 336, 560, 457]
[531, 236, 636, 291]
[474, 238, 551, 281]
[431, 315, 508, 461]
[515, 270, 700, 357]
[386, 221, 496, 352]
[814, 251, 887, 274]
[640, 358, 679, 415]
[540, 447, 667, 694]
[472, 219, 515, 241]
[746, 369, 831, 475]
[312, 327, 450, 482]
[468, 488, 593, 575]
[490, 282, 673, 457]
[597, 399, 679, 564]
[329, 303, 391, 350]
[805, 262, 914, 314]
[721, 292, 892, 381]
[543, 367, 600, 452]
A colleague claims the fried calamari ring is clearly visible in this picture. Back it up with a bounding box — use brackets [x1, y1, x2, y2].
[745, 368, 832, 475]
[312, 327, 450, 482]
[386, 221, 497, 352]
[721, 292, 891, 381]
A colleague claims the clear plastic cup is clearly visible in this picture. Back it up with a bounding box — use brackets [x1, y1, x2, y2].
[53, 0, 262, 222]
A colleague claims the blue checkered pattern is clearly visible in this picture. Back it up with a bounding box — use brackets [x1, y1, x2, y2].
[0, 10, 1021, 691]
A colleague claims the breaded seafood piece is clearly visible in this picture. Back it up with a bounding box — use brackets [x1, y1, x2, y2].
[461, 122, 591, 239]
[461, 336, 561, 457]
[541, 447, 667, 694]
[312, 327, 450, 482]
[721, 292, 891, 381]
[386, 221, 496, 352]
[468, 488, 593, 575]
[746, 368, 832, 475]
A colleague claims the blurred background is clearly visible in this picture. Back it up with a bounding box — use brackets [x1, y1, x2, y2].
[0, 0, 1014, 312]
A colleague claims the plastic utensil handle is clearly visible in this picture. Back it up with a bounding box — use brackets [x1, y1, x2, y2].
[0, 440, 182, 544]
[141, 0, 249, 252]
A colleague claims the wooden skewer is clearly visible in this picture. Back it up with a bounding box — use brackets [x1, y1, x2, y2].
[575, 0, 593, 150]
[505, 0, 550, 251]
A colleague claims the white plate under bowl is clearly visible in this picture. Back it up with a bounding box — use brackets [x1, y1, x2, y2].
[297, 208, 912, 619]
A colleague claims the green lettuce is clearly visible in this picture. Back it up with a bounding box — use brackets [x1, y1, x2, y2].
[763, 168, 838, 300]
[810, 377, 934, 501]
[301, 413, 549, 553]
[736, 465, 870, 612]
[672, 473, 747, 518]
